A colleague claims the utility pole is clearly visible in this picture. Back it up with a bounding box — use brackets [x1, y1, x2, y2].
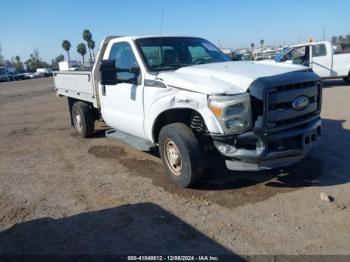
[323, 28, 325, 41]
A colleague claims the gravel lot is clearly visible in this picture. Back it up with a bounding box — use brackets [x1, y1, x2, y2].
[0, 77, 349, 256]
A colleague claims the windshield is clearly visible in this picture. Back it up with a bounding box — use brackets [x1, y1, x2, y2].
[135, 37, 230, 72]
[275, 47, 292, 62]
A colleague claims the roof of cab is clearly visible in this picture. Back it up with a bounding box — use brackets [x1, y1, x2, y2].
[107, 35, 202, 41]
[290, 41, 330, 48]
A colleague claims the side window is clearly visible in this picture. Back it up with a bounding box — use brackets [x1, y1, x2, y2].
[291, 47, 306, 60]
[289, 46, 310, 65]
[333, 45, 342, 54]
[312, 44, 327, 57]
[109, 42, 139, 82]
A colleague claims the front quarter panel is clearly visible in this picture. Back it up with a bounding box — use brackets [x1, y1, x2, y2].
[143, 86, 224, 143]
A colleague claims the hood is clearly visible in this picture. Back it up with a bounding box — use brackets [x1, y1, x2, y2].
[157, 61, 307, 95]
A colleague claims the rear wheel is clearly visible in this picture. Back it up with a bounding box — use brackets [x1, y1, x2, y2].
[159, 123, 205, 188]
[71, 101, 94, 138]
[343, 75, 350, 83]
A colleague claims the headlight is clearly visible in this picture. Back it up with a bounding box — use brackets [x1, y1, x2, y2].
[208, 93, 251, 134]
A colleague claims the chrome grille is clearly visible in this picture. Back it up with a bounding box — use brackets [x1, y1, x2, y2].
[265, 81, 321, 130]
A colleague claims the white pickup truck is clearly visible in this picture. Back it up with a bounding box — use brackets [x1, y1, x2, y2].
[275, 41, 350, 82]
[54, 36, 322, 187]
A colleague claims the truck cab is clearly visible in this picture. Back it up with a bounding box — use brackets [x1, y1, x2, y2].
[54, 36, 322, 188]
[276, 41, 350, 82]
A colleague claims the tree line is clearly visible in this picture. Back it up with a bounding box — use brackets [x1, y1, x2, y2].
[1, 31, 349, 73]
[0, 45, 64, 72]
[250, 39, 265, 51]
[0, 29, 96, 72]
[246, 39, 265, 60]
[62, 29, 95, 64]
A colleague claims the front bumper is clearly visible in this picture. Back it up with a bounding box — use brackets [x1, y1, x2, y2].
[212, 118, 321, 171]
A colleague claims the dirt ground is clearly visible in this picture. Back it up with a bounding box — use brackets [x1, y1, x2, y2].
[0, 77, 349, 257]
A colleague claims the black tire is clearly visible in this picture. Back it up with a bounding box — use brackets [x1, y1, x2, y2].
[158, 123, 205, 188]
[343, 76, 350, 83]
[71, 101, 94, 138]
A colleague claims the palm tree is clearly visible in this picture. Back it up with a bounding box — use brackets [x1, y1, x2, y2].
[14, 56, 23, 71]
[260, 39, 264, 51]
[62, 40, 71, 61]
[250, 42, 255, 61]
[83, 29, 93, 62]
[77, 43, 87, 64]
[88, 40, 96, 61]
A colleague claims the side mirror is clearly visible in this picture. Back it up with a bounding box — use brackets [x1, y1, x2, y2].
[128, 66, 141, 85]
[129, 66, 140, 75]
[100, 59, 118, 85]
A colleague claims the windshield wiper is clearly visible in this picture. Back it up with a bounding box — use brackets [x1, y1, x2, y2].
[155, 63, 191, 71]
[193, 58, 216, 65]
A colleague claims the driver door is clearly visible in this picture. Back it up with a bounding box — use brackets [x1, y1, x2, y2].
[99, 41, 145, 138]
[310, 43, 332, 78]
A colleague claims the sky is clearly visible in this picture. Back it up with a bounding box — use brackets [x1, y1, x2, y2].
[0, 0, 349, 63]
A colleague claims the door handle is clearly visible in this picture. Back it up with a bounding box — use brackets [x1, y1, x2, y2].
[102, 85, 106, 96]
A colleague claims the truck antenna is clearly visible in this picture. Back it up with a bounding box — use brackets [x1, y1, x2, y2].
[160, 6, 165, 37]
[157, 6, 165, 77]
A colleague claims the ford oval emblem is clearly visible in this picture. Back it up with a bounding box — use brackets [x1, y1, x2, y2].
[292, 96, 309, 110]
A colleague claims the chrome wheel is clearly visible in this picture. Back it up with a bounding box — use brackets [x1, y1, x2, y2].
[73, 108, 83, 132]
[163, 139, 182, 176]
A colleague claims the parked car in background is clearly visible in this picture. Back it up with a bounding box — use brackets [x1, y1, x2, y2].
[0, 67, 34, 81]
[22, 71, 47, 79]
[33, 72, 45, 78]
[275, 41, 350, 82]
[338, 42, 350, 54]
[231, 52, 243, 61]
[265, 51, 276, 60]
[14, 72, 27, 80]
[0, 66, 10, 82]
[22, 72, 38, 79]
[254, 53, 266, 61]
[8, 71, 18, 81]
[36, 68, 53, 77]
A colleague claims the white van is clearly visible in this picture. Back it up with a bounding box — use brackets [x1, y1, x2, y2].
[58, 61, 80, 71]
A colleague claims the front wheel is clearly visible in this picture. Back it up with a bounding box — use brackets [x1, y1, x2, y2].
[159, 123, 205, 188]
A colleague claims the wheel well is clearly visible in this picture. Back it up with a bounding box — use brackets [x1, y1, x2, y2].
[152, 108, 207, 143]
[67, 97, 100, 124]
